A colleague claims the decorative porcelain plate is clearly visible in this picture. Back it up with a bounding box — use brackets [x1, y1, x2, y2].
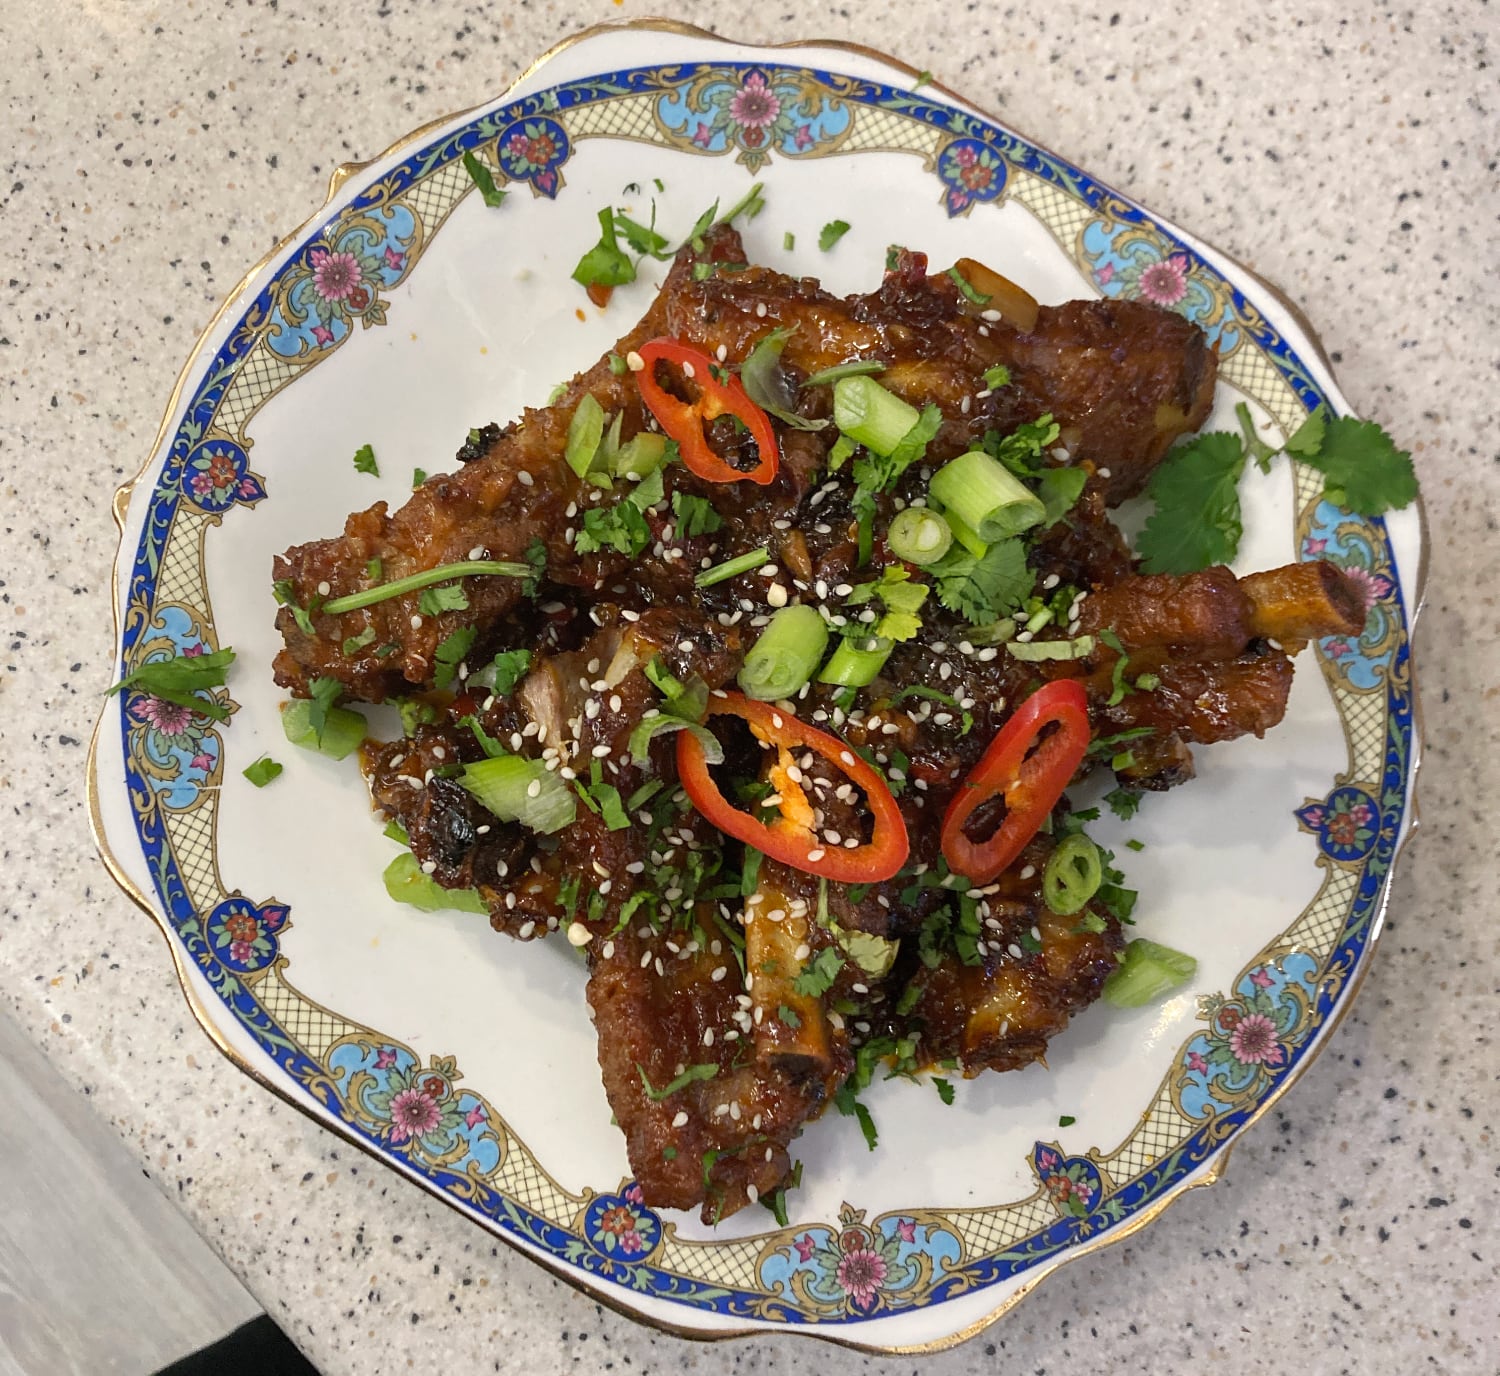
[90, 20, 1424, 1352]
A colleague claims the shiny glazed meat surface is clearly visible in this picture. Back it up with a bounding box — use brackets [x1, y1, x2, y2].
[277, 225, 1366, 1221]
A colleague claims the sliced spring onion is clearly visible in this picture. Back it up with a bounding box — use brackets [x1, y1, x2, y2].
[611, 430, 672, 479]
[803, 359, 886, 388]
[322, 561, 534, 616]
[832, 375, 921, 457]
[458, 755, 577, 834]
[818, 636, 893, 688]
[695, 545, 771, 589]
[281, 698, 367, 760]
[382, 851, 489, 914]
[740, 327, 827, 432]
[1042, 833, 1103, 915]
[886, 507, 954, 565]
[565, 393, 608, 483]
[738, 604, 830, 701]
[1006, 634, 1096, 662]
[1103, 939, 1198, 1008]
[627, 712, 725, 765]
[929, 449, 1046, 542]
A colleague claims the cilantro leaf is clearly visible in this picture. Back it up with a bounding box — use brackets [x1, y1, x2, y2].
[1036, 465, 1087, 527]
[432, 626, 476, 690]
[105, 646, 236, 722]
[671, 491, 723, 538]
[843, 566, 929, 643]
[1135, 431, 1245, 575]
[983, 364, 1011, 390]
[521, 538, 547, 597]
[571, 207, 636, 290]
[1104, 787, 1142, 820]
[791, 946, 843, 998]
[307, 675, 342, 743]
[342, 626, 378, 657]
[1235, 401, 1278, 475]
[242, 756, 282, 787]
[637, 1062, 718, 1101]
[1297, 414, 1418, 516]
[982, 415, 1060, 478]
[833, 1086, 879, 1150]
[933, 1077, 955, 1105]
[818, 219, 851, 251]
[487, 649, 531, 696]
[461, 151, 506, 207]
[417, 583, 469, 616]
[1285, 408, 1326, 458]
[574, 498, 651, 557]
[352, 444, 379, 476]
[614, 211, 671, 259]
[931, 537, 1035, 624]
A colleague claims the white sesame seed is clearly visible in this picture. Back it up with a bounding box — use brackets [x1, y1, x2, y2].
[410, 614, 424, 629]
[1019, 864, 1037, 880]
[673, 1110, 689, 1127]
[566, 921, 592, 947]
[626, 350, 645, 372]
[420, 860, 436, 875]
[1042, 573, 1061, 590]
[710, 965, 728, 982]
[766, 583, 788, 608]
[592, 744, 611, 758]
[316, 580, 331, 597]
[1097, 466, 1112, 479]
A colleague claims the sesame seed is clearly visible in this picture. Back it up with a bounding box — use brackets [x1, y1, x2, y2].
[566, 921, 592, 947]
[517, 470, 534, 486]
[626, 350, 645, 371]
[710, 965, 728, 982]
[592, 744, 611, 758]
[981, 308, 1003, 322]
[316, 580, 331, 597]
[410, 614, 423, 629]
[807, 848, 826, 862]
[518, 920, 536, 938]
[420, 860, 436, 875]
[1042, 573, 1061, 590]
[1097, 466, 1112, 479]
[767, 583, 788, 607]
[1019, 864, 1037, 880]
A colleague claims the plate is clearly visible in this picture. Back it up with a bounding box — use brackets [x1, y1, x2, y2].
[88, 20, 1424, 1352]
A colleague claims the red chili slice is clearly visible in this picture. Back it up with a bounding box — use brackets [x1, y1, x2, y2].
[676, 692, 909, 884]
[635, 338, 779, 485]
[940, 679, 1091, 884]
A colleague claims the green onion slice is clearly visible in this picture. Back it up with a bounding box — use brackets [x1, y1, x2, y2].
[929, 449, 1046, 542]
[818, 636, 893, 688]
[1041, 833, 1103, 915]
[832, 375, 921, 458]
[738, 604, 830, 701]
[802, 359, 886, 388]
[1103, 938, 1198, 1008]
[321, 560, 534, 617]
[382, 851, 489, 914]
[627, 712, 724, 765]
[281, 698, 367, 760]
[457, 755, 576, 834]
[695, 546, 770, 589]
[1006, 634, 1096, 662]
[565, 393, 608, 483]
[886, 506, 954, 566]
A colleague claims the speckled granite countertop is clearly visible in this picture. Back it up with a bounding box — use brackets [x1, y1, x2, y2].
[3, 1, 1495, 1371]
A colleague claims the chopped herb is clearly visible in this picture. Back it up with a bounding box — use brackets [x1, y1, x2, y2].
[982, 415, 1061, 479]
[671, 490, 723, 537]
[351, 444, 379, 476]
[105, 646, 235, 722]
[1059, 1114, 1077, 1128]
[1235, 401, 1279, 475]
[1087, 726, 1154, 758]
[412, 467, 427, 488]
[607, 352, 629, 376]
[417, 583, 469, 616]
[776, 1004, 802, 1029]
[242, 756, 283, 787]
[930, 537, 1035, 625]
[432, 626, 477, 690]
[341, 626, 378, 656]
[306, 675, 342, 744]
[933, 1077, 955, 1105]
[914, 69, 934, 87]
[791, 945, 843, 998]
[1126, 838, 1146, 852]
[1104, 787, 1142, 820]
[946, 265, 990, 305]
[895, 982, 923, 1015]
[614, 211, 671, 259]
[740, 846, 763, 898]
[487, 649, 532, 696]
[571, 206, 636, 291]
[818, 219, 851, 251]
[461, 150, 506, 207]
[1136, 431, 1245, 575]
[833, 1086, 879, 1151]
[783, 230, 795, 251]
[638, 1062, 718, 1101]
[662, 1146, 677, 1161]
[983, 364, 1011, 389]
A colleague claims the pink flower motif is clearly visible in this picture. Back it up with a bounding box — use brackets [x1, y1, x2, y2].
[375, 1048, 398, 1069]
[1325, 638, 1352, 659]
[190, 472, 215, 497]
[692, 121, 713, 148]
[1341, 564, 1392, 612]
[793, 123, 814, 151]
[1348, 801, 1373, 826]
[131, 694, 196, 735]
[1137, 254, 1189, 307]
[190, 752, 213, 773]
[389, 1086, 442, 1143]
[311, 249, 362, 303]
[1228, 1012, 1283, 1066]
[260, 906, 288, 932]
[952, 145, 977, 167]
[1096, 261, 1115, 286]
[835, 1243, 888, 1309]
[236, 477, 259, 498]
[1249, 969, 1274, 989]
[229, 939, 254, 963]
[1303, 536, 1328, 556]
[623, 1182, 644, 1206]
[383, 246, 406, 272]
[1186, 1050, 1209, 1074]
[729, 72, 781, 129]
[507, 131, 528, 156]
[463, 1104, 488, 1130]
[618, 1229, 645, 1255]
[312, 324, 334, 347]
[895, 1219, 916, 1243]
[793, 1234, 817, 1262]
[1037, 1147, 1061, 1172]
[183, 643, 206, 657]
